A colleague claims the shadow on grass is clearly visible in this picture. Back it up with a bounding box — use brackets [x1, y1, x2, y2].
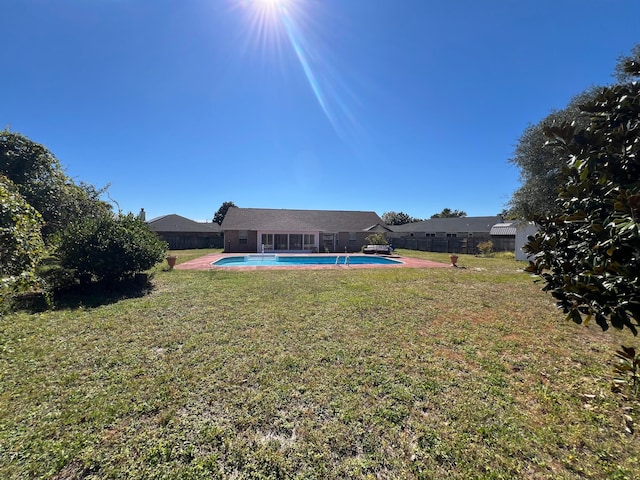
[13, 275, 156, 313]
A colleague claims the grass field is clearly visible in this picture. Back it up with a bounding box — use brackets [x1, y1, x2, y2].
[1, 249, 638, 479]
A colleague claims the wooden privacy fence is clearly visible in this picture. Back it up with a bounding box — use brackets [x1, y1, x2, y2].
[158, 234, 224, 250]
[390, 235, 513, 254]
[390, 237, 476, 254]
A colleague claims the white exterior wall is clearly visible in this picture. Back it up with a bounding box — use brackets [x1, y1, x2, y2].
[515, 222, 539, 261]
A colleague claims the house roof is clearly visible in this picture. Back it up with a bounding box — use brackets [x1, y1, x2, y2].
[221, 207, 388, 232]
[490, 222, 517, 236]
[147, 214, 222, 233]
[365, 223, 394, 233]
[390, 216, 503, 233]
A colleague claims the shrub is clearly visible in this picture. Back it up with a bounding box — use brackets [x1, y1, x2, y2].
[57, 213, 167, 284]
[1, 131, 112, 242]
[0, 175, 45, 306]
[477, 240, 494, 256]
[365, 232, 388, 245]
[524, 78, 640, 335]
[36, 255, 80, 292]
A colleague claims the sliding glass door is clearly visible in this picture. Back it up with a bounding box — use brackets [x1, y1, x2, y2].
[274, 234, 289, 250]
[260, 234, 274, 250]
[259, 232, 318, 252]
[289, 234, 303, 250]
[303, 234, 315, 250]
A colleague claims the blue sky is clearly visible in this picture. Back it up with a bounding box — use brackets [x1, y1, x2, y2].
[2, 0, 639, 222]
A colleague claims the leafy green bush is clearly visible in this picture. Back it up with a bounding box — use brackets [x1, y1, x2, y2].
[0, 175, 45, 306]
[57, 213, 167, 284]
[1, 131, 112, 242]
[36, 255, 80, 292]
[524, 77, 640, 335]
[477, 240, 493, 256]
[364, 232, 388, 245]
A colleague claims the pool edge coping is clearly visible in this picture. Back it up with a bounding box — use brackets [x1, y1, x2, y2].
[175, 253, 452, 271]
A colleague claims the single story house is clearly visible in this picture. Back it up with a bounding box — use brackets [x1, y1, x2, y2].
[387, 216, 503, 254]
[147, 214, 223, 250]
[221, 207, 391, 253]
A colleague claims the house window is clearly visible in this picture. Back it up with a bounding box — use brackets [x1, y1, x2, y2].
[349, 232, 357, 247]
[426, 233, 435, 237]
[239, 231, 248, 245]
[446, 233, 457, 238]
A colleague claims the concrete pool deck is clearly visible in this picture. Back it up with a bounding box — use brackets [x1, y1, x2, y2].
[175, 253, 452, 271]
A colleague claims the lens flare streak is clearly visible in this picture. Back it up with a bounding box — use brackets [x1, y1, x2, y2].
[278, 4, 333, 125]
[239, 0, 360, 141]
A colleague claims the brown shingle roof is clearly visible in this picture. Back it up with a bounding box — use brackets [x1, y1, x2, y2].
[148, 214, 221, 233]
[221, 207, 387, 232]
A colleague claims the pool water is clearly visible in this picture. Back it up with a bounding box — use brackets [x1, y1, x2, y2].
[211, 254, 403, 267]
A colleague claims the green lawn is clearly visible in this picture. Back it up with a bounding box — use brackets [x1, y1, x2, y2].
[1, 250, 638, 479]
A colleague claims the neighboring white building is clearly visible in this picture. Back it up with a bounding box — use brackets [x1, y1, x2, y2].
[515, 222, 539, 261]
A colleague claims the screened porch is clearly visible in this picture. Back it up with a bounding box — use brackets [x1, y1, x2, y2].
[258, 232, 319, 253]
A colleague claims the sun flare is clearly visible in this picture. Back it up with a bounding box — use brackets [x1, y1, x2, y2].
[252, 0, 289, 15]
[236, 0, 360, 141]
[237, 0, 298, 57]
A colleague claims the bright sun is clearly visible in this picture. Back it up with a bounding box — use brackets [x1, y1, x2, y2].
[254, 0, 287, 11]
[246, 0, 287, 23]
[237, 0, 356, 139]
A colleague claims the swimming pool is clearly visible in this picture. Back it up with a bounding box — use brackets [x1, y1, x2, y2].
[211, 254, 403, 267]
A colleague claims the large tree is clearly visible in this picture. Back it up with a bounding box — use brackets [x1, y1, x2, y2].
[524, 46, 640, 335]
[0, 131, 111, 240]
[430, 208, 466, 218]
[213, 201, 236, 225]
[615, 43, 640, 82]
[507, 88, 601, 220]
[1, 130, 164, 299]
[381, 211, 422, 225]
